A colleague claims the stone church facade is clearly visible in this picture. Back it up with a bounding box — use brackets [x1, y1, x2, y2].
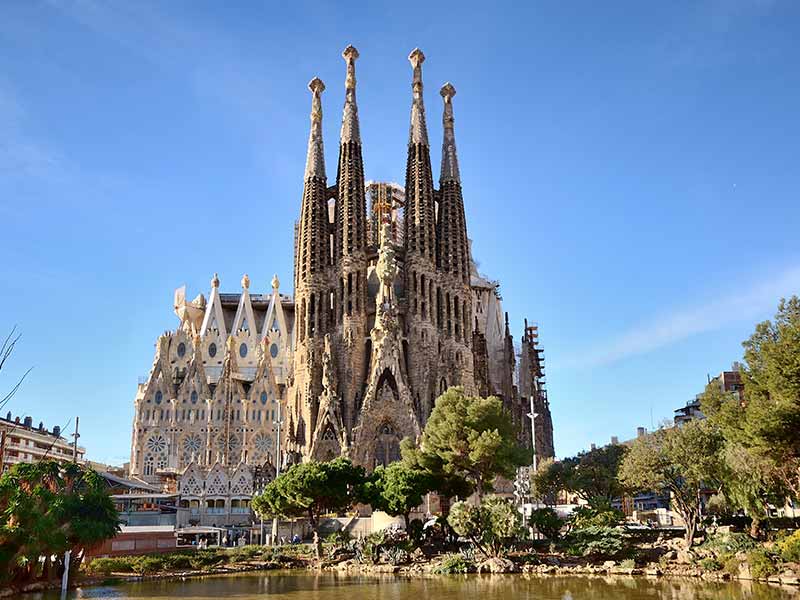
[130, 46, 553, 481]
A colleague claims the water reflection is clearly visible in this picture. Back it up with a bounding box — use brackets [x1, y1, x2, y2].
[28, 571, 795, 600]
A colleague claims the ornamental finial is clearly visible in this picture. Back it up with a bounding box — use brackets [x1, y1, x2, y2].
[271, 274, 280, 291]
[241, 273, 250, 289]
[308, 76, 325, 95]
[211, 273, 220, 288]
[409, 48, 425, 71]
[440, 82, 456, 101]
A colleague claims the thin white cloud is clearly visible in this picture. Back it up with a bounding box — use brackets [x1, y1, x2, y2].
[0, 80, 66, 180]
[46, 0, 286, 132]
[558, 265, 800, 370]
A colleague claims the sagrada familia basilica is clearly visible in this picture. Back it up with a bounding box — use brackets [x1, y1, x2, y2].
[130, 47, 554, 490]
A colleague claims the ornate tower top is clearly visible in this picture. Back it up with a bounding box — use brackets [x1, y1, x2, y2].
[334, 45, 368, 263]
[211, 273, 220, 288]
[304, 77, 326, 180]
[408, 48, 429, 146]
[440, 82, 460, 183]
[241, 273, 250, 290]
[340, 45, 361, 144]
[271, 274, 280, 291]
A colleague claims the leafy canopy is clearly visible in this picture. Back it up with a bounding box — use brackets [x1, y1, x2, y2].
[448, 495, 521, 558]
[0, 460, 119, 585]
[701, 296, 800, 502]
[363, 461, 433, 526]
[251, 457, 364, 525]
[533, 444, 628, 509]
[619, 419, 722, 546]
[414, 387, 527, 497]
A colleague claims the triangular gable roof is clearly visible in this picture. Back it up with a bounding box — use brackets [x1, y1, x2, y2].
[261, 283, 290, 350]
[232, 278, 258, 339]
[200, 278, 228, 338]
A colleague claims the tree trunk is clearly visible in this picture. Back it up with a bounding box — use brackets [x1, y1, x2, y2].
[310, 510, 322, 560]
[684, 514, 697, 547]
[750, 516, 762, 539]
[403, 513, 410, 531]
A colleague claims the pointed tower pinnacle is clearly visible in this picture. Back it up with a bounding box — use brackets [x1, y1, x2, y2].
[304, 77, 326, 180]
[436, 81, 470, 281]
[297, 76, 330, 284]
[335, 45, 368, 261]
[340, 45, 361, 143]
[404, 48, 436, 263]
[408, 48, 429, 146]
[440, 82, 460, 183]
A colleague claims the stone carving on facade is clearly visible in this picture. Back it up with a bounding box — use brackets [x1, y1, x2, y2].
[351, 224, 421, 467]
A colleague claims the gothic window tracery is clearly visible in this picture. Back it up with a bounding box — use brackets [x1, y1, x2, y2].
[146, 434, 167, 453]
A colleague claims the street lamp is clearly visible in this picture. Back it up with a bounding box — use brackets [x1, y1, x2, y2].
[270, 400, 284, 545]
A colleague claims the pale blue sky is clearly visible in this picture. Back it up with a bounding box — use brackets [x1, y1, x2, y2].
[1, 1, 799, 464]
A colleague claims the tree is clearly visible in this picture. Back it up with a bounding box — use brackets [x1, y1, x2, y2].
[413, 387, 527, 498]
[448, 495, 521, 558]
[0, 460, 119, 586]
[529, 507, 564, 540]
[532, 444, 628, 509]
[619, 419, 722, 547]
[702, 296, 800, 505]
[700, 380, 783, 536]
[363, 461, 433, 529]
[251, 457, 365, 558]
[400, 437, 472, 505]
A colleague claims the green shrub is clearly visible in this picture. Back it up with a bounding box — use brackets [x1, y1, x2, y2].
[189, 550, 227, 570]
[619, 558, 636, 569]
[448, 496, 522, 557]
[131, 556, 165, 575]
[699, 557, 722, 571]
[722, 554, 741, 577]
[568, 506, 623, 529]
[701, 532, 759, 557]
[747, 549, 777, 580]
[407, 519, 424, 544]
[564, 526, 627, 559]
[432, 553, 474, 574]
[85, 557, 136, 574]
[530, 508, 563, 540]
[162, 553, 193, 570]
[777, 530, 800, 563]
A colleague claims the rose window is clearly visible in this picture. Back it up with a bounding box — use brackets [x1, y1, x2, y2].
[254, 432, 273, 452]
[146, 434, 167, 453]
[182, 434, 202, 454]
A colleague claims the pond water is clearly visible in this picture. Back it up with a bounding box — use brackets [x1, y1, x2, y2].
[31, 571, 795, 600]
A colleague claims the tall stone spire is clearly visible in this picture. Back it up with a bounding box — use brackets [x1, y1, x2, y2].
[408, 48, 429, 146]
[340, 45, 361, 143]
[404, 48, 436, 263]
[335, 45, 368, 261]
[439, 82, 460, 183]
[436, 82, 470, 283]
[304, 77, 326, 180]
[297, 77, 330, 285]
